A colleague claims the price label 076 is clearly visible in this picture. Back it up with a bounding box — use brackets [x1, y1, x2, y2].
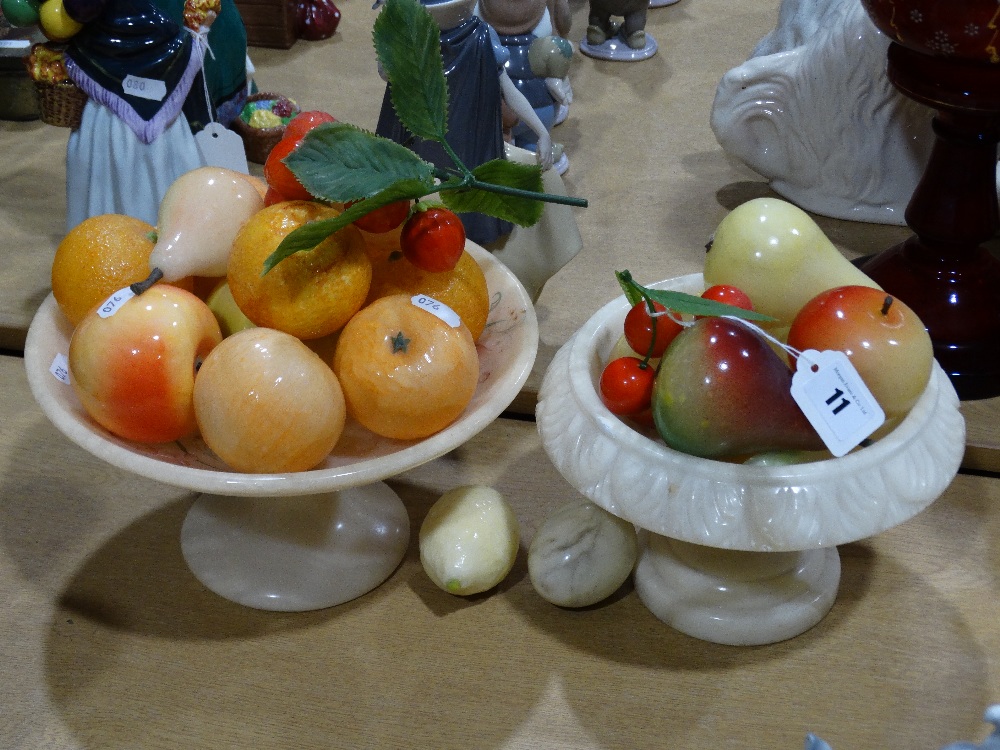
[97, 286, 136, 318]
[410, 294, 461, 328]
[790, 349, 885, 457]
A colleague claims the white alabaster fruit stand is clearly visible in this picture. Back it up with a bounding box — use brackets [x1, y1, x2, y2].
[23, 243, 538, 612]
[536, 273, 965, 645]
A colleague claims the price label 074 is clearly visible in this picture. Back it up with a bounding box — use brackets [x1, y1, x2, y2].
[790, 349, 885, 457]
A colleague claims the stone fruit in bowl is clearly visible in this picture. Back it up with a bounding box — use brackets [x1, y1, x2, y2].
[536, 273, 964, 644]
[69, 285, 222, 444]
[651, 316, 826, 459]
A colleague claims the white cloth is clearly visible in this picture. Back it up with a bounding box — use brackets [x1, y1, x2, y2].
[66, 99, 207, 231]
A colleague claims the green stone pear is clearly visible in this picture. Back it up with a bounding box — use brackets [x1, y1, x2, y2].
[704, 197, 881, 329]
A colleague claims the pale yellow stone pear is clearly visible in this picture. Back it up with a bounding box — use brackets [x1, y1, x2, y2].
[704, 198, 881, 328]
[150, 167, 265, 282]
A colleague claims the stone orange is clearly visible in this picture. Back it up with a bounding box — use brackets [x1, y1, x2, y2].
[51, 213, 191, 327]
[362, 227, 490, 341]
[227, 200, 371, 340]
[332, 294, 479, 440]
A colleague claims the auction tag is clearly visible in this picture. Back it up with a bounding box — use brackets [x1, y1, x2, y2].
[411, 294, 461, 328]
[122, 74, 167, 102]
[195, 122, 249, 174]
[50, 353, 70, 385]
[97, 286, 136, 318]
[790, 349, 885, 457]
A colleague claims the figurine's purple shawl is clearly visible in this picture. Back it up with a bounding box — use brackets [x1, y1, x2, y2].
[64, 0, 204, 144]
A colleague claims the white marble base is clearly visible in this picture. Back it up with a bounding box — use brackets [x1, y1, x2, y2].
[180, 483, 410, 611]
[633, 534, 840, 646]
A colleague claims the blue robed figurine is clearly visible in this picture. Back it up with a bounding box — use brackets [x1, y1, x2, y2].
[476, 0, 573, 175]
[375, 0, 553, 246]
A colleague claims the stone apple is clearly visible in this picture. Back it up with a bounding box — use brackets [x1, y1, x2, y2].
[786, 285, 934, 421]
[193, 327, 347, 473]
[69, 285, 222, 443]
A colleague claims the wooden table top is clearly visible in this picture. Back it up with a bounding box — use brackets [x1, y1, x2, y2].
[3, 351, 1000, 749]
[2, 1, 1000, 745]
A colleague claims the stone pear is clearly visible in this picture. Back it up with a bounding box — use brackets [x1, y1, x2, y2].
[150, 167, 264, 282]
[652, 317, 825, 459]
[704, 197, 880, 329]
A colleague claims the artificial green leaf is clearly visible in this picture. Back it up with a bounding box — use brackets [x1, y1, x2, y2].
[615, 270, 775, 322]
[287, 122, 436, 202]
[373, 0, 447, 143]
[440, 159, 545, 226]
[261, 217, 347, 275]
[644, 288, 775, 321]
[261, 179, 431, 275]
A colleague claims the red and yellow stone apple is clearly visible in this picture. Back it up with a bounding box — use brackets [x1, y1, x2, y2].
[786, 285, 934, 420]
[68, 285, 223, 443]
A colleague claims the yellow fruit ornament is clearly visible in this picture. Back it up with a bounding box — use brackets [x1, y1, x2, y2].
[51, 213, 192, 327]
[364, 229, 491, 342]
[333, 294, 479, 440]
[227, 201, 371, 340]
[39, 0, 83, 42]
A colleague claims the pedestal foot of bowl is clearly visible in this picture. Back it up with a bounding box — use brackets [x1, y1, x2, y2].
[633, 534, 841, 645]
[180, 482, 410, 611]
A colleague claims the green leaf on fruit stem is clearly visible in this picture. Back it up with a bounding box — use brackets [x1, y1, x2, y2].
[440, 159, 546, 226]
[261, 179, 431, 275]
[373, 0, 448, 143]
[288, 123, 437, 203]
[615, 270, 775, 322]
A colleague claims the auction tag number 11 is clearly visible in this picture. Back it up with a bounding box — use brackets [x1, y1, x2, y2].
[790, 349, 885, 457]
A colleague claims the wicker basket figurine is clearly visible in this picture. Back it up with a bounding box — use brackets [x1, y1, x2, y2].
[231, 92, 300, 163]
[25, 43, 87, 129]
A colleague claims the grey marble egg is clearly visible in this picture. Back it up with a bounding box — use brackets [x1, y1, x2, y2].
[528, 498, 638, 608]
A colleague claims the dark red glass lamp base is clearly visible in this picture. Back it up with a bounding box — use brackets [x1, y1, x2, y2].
[859, 43, 1000, 400]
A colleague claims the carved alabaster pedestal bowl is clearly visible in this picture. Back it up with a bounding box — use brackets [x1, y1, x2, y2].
[536, 273, 965, 645]
[24, 243, 538, 612]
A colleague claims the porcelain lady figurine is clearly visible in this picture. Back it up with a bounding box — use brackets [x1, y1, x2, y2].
[477, 0, 573, 173]
[62, 0, 249, 230]
[375, 0, 553, 246]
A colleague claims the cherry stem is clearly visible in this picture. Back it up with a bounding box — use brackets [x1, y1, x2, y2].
[881, 295, 894, 316]
[433, 168, 589, 208]
[130, 267, 164, 296]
